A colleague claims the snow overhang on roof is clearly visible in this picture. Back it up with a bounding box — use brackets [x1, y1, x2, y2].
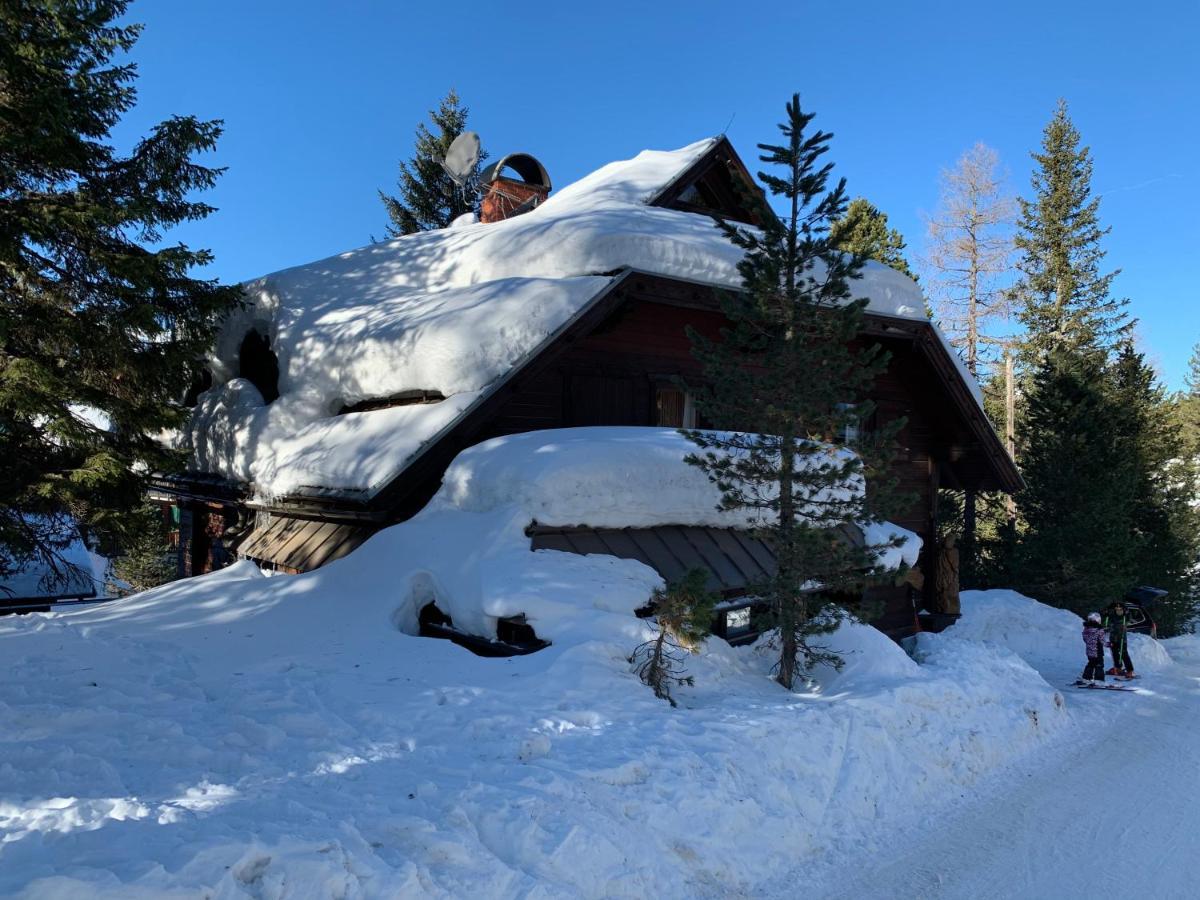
[182, 137, 980, 503]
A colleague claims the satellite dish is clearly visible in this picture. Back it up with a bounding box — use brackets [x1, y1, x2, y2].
[441, 131, 481, 187]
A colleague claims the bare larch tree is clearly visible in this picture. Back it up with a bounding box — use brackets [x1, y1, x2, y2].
[923, 142, 1016, 378]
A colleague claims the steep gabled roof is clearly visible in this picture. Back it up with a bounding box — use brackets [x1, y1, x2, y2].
[182, 138, 951, 504]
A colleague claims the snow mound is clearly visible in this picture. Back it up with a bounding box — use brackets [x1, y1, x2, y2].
[183, 138, 945, 500]
[805, 614, 921, 691]
[950, 589, 1172, 672]
[1162, 632, 1200, 665]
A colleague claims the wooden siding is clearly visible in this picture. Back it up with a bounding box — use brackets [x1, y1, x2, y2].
[236, 515, 372, 572]
[530, 524, 779, 594]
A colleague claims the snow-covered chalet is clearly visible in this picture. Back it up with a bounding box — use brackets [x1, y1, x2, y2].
[151, 137, 1021, 640]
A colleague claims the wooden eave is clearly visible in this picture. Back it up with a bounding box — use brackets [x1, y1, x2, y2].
[860, 314, 1024, 493]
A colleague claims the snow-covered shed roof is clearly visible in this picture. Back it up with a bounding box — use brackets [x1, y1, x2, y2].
[184, 138, 951, 502]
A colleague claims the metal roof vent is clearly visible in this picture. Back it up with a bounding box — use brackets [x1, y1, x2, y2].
[479, 153, 551, 223]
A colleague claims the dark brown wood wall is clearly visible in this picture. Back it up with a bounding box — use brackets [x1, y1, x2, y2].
[483, 298, 942, 550]
[470, 296, 943, 636]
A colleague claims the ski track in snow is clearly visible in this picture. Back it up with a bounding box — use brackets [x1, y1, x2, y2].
[815, 651, 1200, 900]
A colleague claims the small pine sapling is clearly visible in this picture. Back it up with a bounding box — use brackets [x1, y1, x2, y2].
[631, 569, 717, 707]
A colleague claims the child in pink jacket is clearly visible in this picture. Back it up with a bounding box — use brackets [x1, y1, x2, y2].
[1077, 612, 1107, 685]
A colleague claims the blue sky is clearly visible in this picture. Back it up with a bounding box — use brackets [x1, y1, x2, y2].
[114, 0, 1199, 388]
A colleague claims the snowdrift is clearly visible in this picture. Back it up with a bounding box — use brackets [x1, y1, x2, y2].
[2, 433, 1118, 898]
[948, 589, 1172, 672]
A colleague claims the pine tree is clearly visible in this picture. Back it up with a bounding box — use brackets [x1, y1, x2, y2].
[830, 197, 917, 280]
[1014, 347, 1133, 613]
[1177, 341, 1200, 462]
[1014, 100, 1128, 357]
[1006, 102, 1141, 610]
[110, 503, 176, 594]
[684, 95, 905, 690]
[0, 0, 241, 585]
[378, 89, 484, 236]
[1110, 344, 1199, 634]
[631, 569, 717, 707]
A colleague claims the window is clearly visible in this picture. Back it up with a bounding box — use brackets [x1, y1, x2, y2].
[655, 386, 696, 428]
[836, 402, 863, 446]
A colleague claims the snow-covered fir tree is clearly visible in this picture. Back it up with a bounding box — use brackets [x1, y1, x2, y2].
[684, 94, 905, 690]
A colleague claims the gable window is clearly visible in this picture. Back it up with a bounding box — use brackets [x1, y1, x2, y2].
[655, 385, 696, 429]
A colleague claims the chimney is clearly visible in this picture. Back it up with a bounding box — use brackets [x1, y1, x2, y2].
[479, 153, 551, 224]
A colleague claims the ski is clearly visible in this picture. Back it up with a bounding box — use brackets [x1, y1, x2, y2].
[1067, 682, 1136, 692]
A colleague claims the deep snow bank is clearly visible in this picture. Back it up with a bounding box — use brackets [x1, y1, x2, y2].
[0, 576, 1067, 898]
[949, 589, 1172, 672]
[191, 427, 917, 645]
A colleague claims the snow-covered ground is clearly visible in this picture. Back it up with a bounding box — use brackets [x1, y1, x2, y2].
[2, 435, 1195, 898]
[11, 573, 1191, 899]
[829, 596, 1199, 900]
[3, 577, 1078, 899]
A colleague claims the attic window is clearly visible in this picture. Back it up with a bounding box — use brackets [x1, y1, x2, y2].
[663, 157, 761, 226]
[337, 390, 445, 415]
[677, 182, 717, 208]
[238, 330, 279, 404]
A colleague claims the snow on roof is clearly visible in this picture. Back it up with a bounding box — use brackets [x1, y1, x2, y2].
[185, 138, 950, 500]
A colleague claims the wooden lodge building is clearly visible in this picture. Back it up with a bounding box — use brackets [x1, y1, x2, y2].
[151, 137, 1020, 640]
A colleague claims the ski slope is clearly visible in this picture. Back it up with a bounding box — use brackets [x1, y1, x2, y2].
[820, 632, 1200, 899]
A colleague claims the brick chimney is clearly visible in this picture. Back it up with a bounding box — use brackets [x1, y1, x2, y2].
[479, 153, 551, 224]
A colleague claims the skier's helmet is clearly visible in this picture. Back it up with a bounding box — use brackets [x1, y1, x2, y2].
[1087, 612, 1101, 624]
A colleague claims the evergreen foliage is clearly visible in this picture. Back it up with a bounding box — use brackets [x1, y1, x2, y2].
[1176, 341, 1200, 464]
[378, 89, 484, 237]
[1110, 345, 1199, 634]
[630, 569, 717, 707]
[830, 197, 917, 280]
[1013, 100, 1128, 357]
[1004, 104, 1198, 629]
[110, 502, 175, 594]
[683, 95, 906, 690]
[1013, 346, 1133, 613]
[0, 0, 241, 584]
